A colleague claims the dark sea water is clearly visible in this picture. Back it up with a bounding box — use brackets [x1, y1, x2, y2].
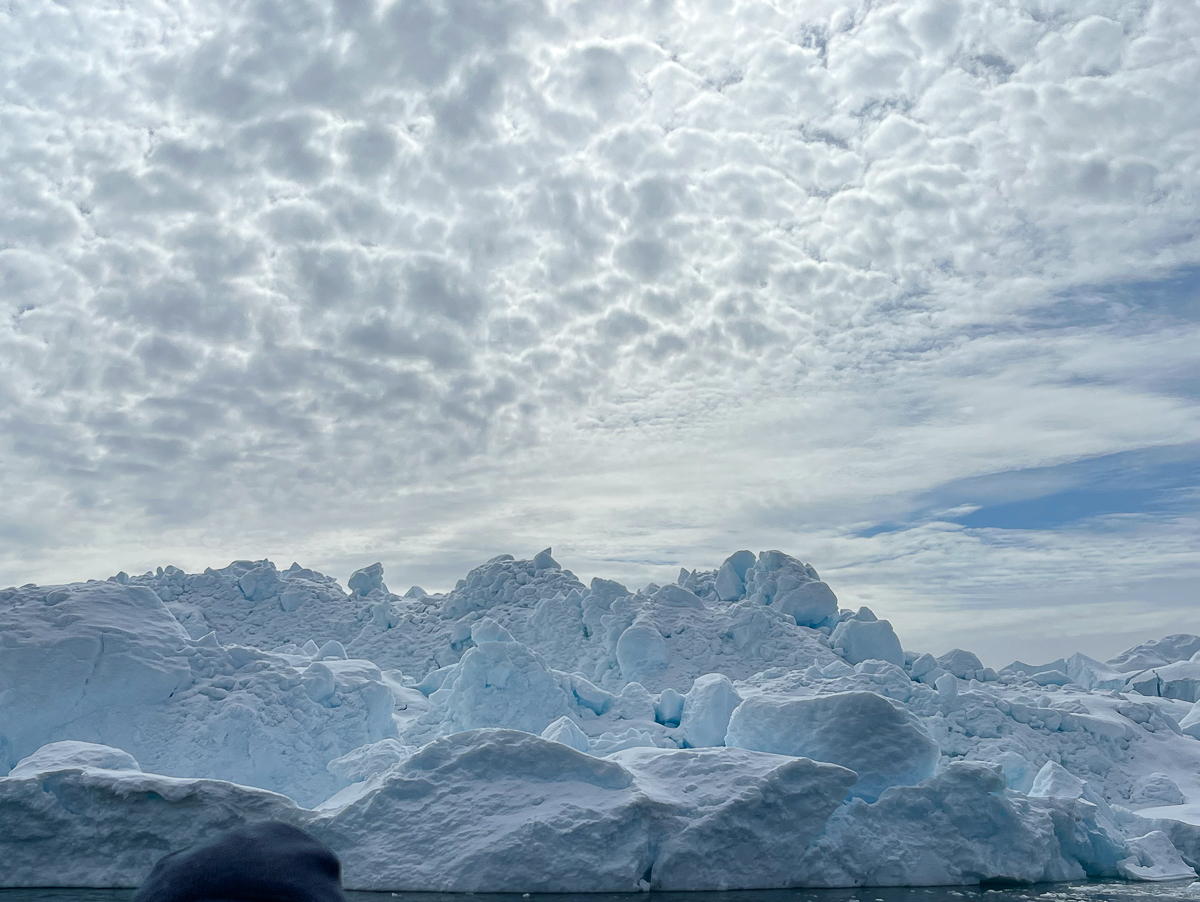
[2, 881, 1198, 902]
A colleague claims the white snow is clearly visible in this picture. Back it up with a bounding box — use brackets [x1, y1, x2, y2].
[2, 548, 1200, 890]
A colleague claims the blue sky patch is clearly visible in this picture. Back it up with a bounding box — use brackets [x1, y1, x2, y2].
[1027, 265, 1200, 331]
[858, 443, 1200, 534]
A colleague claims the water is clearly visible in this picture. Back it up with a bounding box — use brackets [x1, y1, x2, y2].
[1, 881, 1198, 902]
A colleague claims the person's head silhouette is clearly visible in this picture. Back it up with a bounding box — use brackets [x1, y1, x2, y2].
[133, 822, 347, 902]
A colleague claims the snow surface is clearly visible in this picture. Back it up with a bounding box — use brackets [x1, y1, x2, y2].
[2, 548, 1200, 890]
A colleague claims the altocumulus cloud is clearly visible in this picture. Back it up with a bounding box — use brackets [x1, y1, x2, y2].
[1, 0, 1197, 663]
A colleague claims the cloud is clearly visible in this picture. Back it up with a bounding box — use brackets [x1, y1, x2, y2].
[1, 0, 1197, 663]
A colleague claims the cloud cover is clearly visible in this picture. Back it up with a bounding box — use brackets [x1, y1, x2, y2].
[1, 0, 1197, 663]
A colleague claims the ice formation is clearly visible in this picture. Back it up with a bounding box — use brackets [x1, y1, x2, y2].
[2, 549, 1199, 890]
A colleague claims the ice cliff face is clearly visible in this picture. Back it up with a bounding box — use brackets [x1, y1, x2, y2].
[2, 549, 1199, 890]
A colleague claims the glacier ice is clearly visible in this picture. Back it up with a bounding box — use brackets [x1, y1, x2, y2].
[937, 648, 988, 680]
[616, 621, 671, 683]
[0, 744, 305, 887]
[347, 562, 386, 597]
[1030, 760, 1087, 800]
[1181, 701, 1200, 739]
[1148, 659, 1200, 703]
[743, 550, 838, 627]
[326, 738, 413, 784]
[0, 579, 396, 806]
[1064, 653, 1129, 691]
[1132, 773, 1187, 806]
[1109, 635, 1200, 672]
[678, 673, 742, 748]
[1118, 830, 1196, 881]
[541, 714, 592, 752]
[2, 549, 1199, 890]
[424, 636, 574, 736]
[831, 615, 904, 666]
[9, 740, 142, 778]
[726, 690, 940, 801]
[798, 761, 1125, 885]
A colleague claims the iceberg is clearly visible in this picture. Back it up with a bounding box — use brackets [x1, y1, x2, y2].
[2, 549, 1199, 890]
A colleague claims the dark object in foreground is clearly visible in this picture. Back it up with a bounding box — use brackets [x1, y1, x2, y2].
[132, 822, 346, 902]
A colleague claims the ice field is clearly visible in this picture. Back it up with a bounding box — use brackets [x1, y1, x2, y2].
[2, 549, 1199, 890]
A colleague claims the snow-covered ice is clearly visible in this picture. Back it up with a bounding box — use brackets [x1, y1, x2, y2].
[2, 548, 1199, 890]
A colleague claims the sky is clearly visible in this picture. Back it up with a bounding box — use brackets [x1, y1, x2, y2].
[1, 0, 1197, 667]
